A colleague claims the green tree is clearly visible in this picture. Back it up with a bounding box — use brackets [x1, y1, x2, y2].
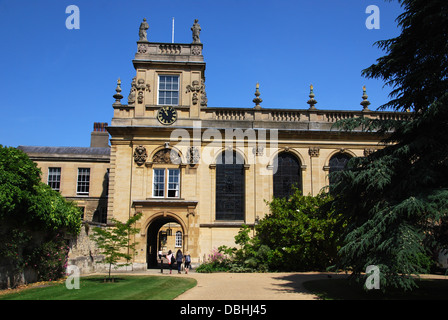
[331, 0, 448, 291]
[0, 146, 82, 287]
[257, 189, 346, 271]
[90, 213, 142, 281]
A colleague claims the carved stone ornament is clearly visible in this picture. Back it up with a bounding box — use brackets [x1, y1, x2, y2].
[252, 146, 264, 156]
[186, 79, 207, 106]
[187, 147, 200, 164]
[364, 148, 376, 157]
[128, 78, 151, 105]
[137, 43, 148, 53]
[191, 46, 202, 55]
[134, 146, 148, 166]
[308, 147, 320, 157]
[153, 148, 181, 165]
[200, 79, 208, 107]
[127, 77, 137, 105]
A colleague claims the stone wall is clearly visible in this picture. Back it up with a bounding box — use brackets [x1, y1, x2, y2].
[67, 222, 105, 274]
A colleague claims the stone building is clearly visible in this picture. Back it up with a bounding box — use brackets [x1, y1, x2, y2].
[19, 19, 408, 272]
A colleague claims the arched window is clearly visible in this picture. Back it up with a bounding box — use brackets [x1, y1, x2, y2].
[273, 152, 302, 199]
[216, 151, 245, 220]
[175, 231, 182, 247]
[329, 153, 352, 186]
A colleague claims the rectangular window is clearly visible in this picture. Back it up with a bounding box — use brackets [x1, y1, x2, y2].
[167, 169, 180, 198]
[158, 75, 179, 105]
[175, 231, 182, 247]
[48, 167, 61, 191]
[153, 169, 165, 197]
[77, 168, 90, 195]
[152, 168, 180, 198]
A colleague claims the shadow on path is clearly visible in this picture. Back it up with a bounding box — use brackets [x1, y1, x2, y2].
[270, 273, 349, 296]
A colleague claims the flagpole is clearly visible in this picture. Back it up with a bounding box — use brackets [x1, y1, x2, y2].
[172, 17, 175, 43]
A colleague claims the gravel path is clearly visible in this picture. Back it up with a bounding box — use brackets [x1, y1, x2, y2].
[172, 271, 348, 300]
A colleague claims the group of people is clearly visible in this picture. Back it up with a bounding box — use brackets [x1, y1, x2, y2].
[165, 249, 191, 274]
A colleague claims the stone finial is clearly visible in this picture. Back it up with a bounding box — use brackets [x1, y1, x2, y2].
[253, 83, 263, 109]
[307, 84, 317, 110]
[113, 78, 123, 106]
[360, 85, 371, 111]
[139, 18, 149, 42]
[191, 19, 201, 44]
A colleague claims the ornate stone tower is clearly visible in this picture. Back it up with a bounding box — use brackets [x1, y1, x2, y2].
[111, 18, 207, 124]
[107, 18, 206, 269]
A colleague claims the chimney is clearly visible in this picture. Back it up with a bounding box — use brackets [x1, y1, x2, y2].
[90, 122, 110, 148]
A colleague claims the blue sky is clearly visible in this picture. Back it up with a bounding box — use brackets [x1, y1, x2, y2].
[0, 0, 404, 148]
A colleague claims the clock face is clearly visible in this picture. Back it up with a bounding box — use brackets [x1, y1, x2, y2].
[157, 106, 177, 125]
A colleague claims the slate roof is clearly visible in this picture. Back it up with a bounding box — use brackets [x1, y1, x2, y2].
[17, 146, 111, 162]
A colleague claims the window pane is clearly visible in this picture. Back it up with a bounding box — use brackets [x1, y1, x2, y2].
[153, 169, 165, 197]
[273, 153, 301, 199]
[48, 167, 61, 191]
[158, 75, 179, 105]
[175, 231, 182, 247]
[216, 152, 245, 220]
[167, 169, 179, 198]
[77, 168, 90, 194]
[329, 153, 352, 186]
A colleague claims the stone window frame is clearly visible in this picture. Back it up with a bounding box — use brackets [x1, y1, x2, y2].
[157, 74, 180, 106]
[175, 230, 182, 248]
[152, 168, 181, 199]
[76, 167, 91, 196]
[48, 167, 61, 192]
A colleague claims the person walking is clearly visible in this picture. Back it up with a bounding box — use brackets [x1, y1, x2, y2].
[166, 250, 174, 274]
[176, 249, 183, 274]
[184, 251, 191, 274]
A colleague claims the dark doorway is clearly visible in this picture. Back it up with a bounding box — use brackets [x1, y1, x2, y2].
[146, 216, 183, 268]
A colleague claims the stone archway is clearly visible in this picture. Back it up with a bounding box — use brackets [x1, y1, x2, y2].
[146, 215, 185, 268]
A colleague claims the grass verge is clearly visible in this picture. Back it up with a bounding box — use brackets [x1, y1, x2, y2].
[0, 275, 197, 300]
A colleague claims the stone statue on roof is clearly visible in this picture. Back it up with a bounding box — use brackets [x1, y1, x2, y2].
[191, 19, 201, 44]
[139, 18, 149, 41]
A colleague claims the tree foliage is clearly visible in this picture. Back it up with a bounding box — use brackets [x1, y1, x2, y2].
[0, 146, 82, 287]
[258, 189, 347, 271]
[331, 0, 448, 291]
[0, 145, 82, 234]
[197, 190, 347, 273]
[90, 212, 142, 280]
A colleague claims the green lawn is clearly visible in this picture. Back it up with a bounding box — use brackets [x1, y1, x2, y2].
[0, 275, 197, 300]
[303, 277, 448, 300]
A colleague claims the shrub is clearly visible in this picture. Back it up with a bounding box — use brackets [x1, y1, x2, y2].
[29, 234, 69, 282]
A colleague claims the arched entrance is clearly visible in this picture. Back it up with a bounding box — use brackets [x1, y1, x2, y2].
[146, 215, 185, 268]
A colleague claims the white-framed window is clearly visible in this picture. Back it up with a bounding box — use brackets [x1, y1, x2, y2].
[77, 168, 90, 195]
[168, 169, 180, 197]
[175, 231, 182, 247]
[153, 169, 165, 197]
[158, 75, 179, 105]
[48, 167, 61, 191]
[152, 168, 180, 198]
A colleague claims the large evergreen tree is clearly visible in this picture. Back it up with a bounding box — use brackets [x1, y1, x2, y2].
[331, 0, 448, 291]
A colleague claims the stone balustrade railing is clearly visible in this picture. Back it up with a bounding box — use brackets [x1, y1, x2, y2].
[202, 107, 410, 125]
